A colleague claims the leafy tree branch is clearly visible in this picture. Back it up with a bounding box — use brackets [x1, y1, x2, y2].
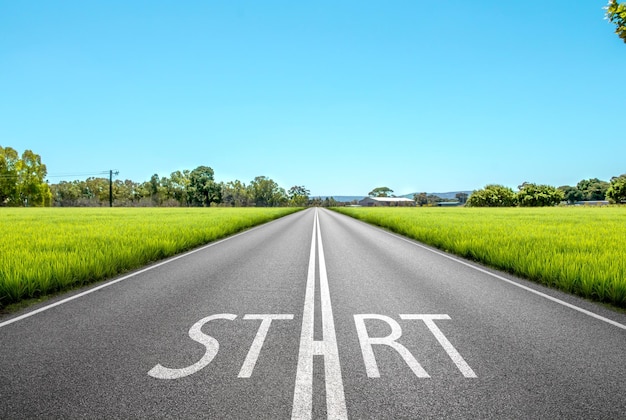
[606, 0, 626, 43]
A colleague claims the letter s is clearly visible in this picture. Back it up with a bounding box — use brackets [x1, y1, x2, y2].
[148, 313, 237, 379]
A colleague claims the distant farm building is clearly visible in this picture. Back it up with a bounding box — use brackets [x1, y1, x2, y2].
[358, 197, 415, 207]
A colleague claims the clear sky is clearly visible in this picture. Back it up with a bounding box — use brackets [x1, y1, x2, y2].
[1, 1, 624, 197]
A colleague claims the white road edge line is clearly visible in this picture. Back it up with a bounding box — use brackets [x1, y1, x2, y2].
[0, 215, 293, 329]
[292, 208, 348, 420]
[351, 213, 626, 331]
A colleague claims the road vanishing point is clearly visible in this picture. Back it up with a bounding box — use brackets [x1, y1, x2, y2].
[1, 208, 625, 419]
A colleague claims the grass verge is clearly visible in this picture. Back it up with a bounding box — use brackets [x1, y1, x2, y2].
[0, 207, 301, 309]
[333, 206, 626, 309]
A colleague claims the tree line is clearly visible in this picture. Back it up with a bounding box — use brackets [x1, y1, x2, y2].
[1, 146, 314, 207]
[3, 146, 625, 208]
[466, 177, 626, 207]
[368, 176, 626, 208]
[52, 169, 314, 208]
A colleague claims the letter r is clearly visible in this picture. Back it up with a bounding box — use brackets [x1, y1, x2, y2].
[354, 314, 430, 378]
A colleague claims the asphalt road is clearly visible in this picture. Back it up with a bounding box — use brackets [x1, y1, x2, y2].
[1, 207, 625, 419]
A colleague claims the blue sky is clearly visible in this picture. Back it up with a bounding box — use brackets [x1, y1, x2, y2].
[1, 1, 624, 197]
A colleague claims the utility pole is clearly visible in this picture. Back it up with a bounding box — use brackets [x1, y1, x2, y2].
[109, 170, 119, 207]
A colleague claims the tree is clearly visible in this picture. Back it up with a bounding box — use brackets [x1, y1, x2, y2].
[288, 185, 310, 207]
[558, 185, 584, 205]
[517, 183, 564, 207]
[19, 149, 52, 206]
[368, 187, 394, 197]
[0, 147, 51, 206]
[413, 192, 428, 207]
[466, 185, 517, 207]
[250, 176, 286, 207]
[321, 196, 338, 207]
[606, 0, 626, 43]
[52, 180, 83, 206]
[83, 177, 110, 205]
[455, 192, 469, 204]
[148, 174, 162, 205]
[0, 146, 20, 205]
[113, 179, 141, 206]
[606, 174, 626, 203]
[222, 180, 252, 207]
[576, 178, 609, 201]
[308, 196, 323, 207]
[170, 170, 191, 206]
[189, 166, 221, 207]
[426, 194, 442, 205]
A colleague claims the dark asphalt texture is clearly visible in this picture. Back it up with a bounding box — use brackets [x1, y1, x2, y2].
[1, 208, 625, 419]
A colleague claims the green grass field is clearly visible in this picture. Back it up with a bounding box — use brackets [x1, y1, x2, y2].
[0, 207, 300, 308]
[333, 206, 626, 308]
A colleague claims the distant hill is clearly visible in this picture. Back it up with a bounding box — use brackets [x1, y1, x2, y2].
[312, 196, 365, 203]
[401, 191, 473, 200]
[314, 192, 473, 203]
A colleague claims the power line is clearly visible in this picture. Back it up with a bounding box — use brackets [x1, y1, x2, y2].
[46, 171, 111, 178]
[0, 171, 112, 179]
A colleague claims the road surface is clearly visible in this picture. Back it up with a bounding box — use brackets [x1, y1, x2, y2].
[1, 207, 625, 419]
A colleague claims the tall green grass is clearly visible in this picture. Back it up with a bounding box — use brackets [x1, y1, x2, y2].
[334, 207, 626, 308]
[0, 207, 300, 308]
